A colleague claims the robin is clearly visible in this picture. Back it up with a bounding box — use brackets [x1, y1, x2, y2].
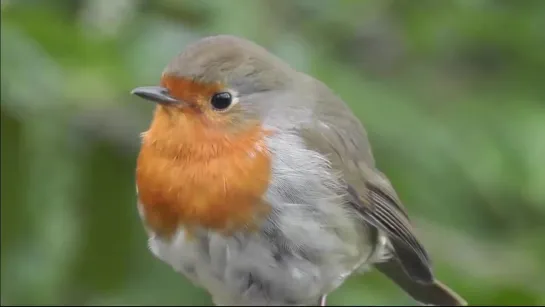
[131, 35, 467, 306]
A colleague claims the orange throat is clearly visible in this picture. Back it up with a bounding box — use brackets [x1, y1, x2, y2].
[136, 109, 272, 239]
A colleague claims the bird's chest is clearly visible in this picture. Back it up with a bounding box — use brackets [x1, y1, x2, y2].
[135, 139, 272, 238]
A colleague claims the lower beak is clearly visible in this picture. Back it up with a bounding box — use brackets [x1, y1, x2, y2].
[131, 86, 181, 105]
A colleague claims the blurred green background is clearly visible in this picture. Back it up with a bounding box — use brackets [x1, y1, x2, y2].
[2, 0, 545, 305]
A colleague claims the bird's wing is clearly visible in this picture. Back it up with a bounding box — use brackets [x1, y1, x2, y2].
[298, 79, 432, 283]
[297, 77, 466, 305]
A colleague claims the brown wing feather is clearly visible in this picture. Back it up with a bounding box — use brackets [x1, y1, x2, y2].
[347, 183, 433, 283]
[297, 77, 466, 304]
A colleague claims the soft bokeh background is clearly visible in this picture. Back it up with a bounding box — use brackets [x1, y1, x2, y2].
[2, 0, 545, 305]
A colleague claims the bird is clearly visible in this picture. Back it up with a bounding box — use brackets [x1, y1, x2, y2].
[131, 34, 467, 306]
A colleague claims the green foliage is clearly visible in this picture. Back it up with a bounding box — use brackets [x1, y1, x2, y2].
[2, 0, 545, 305]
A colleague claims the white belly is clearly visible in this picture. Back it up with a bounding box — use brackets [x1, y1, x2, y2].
[144, 205, 377, 306]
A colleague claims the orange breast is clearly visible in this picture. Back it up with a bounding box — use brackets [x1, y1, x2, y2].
[136, 109, 272, 239]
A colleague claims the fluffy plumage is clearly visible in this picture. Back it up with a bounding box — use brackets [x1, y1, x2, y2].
[133, 35, 467, 306]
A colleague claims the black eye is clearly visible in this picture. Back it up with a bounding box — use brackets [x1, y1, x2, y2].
[210, 92, 233, 111]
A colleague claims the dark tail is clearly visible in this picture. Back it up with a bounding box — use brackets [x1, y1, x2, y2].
[375, 259, 467, 306]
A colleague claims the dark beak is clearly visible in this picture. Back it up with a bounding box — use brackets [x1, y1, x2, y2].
[130, 86, 180, 105]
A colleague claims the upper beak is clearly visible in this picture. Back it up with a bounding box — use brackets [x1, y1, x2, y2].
[130, 86, 181, 105]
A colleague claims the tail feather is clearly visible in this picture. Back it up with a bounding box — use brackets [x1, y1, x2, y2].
[375, 259, 467, 306]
